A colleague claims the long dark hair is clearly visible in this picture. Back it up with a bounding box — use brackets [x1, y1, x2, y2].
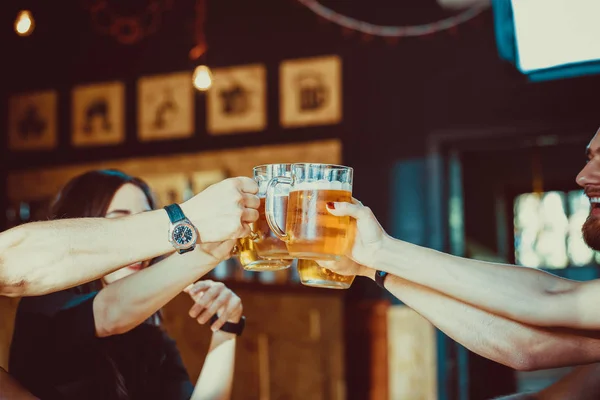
[50, 169, 156, 294]
[50, 169, 165, 399]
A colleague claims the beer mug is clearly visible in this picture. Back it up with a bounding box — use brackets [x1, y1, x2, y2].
[266, 163, 354, 261]
[296, 259, 355, 289]
[236, 236, 291, 271]
[237, 164, 294, 271]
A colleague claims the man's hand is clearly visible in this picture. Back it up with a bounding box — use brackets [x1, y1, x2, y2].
[181, 177, 260, 243]
[184, 280, 243, 332]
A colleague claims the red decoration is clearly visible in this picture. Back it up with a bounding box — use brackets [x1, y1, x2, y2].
[85, 0, 174, 45]
[189, 0, 207, 60]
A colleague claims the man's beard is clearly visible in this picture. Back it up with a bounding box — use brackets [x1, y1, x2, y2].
[582, 214, 600, 251]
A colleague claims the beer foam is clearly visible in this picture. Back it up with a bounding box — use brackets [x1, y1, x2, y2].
[291, 180, 352, 192]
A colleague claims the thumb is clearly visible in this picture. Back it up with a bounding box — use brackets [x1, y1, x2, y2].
[326, 201, 364, 219]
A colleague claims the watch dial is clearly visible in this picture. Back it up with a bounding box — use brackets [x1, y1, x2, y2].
[173, 225, 194, 246]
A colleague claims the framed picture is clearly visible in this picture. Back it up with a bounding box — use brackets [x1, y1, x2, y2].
[8, 90, 57, 151]
[191, 170, 227, 193]
[207, 64, 267, 135]
[280, 55, 342, 128]
[137, 71, 194, 141]
[72, 81, 125, 147]
[140, 173, 191, 208]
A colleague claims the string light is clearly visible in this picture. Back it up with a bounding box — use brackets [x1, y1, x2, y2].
[15, 10, 35, 37]
[193, 65, 213, 91]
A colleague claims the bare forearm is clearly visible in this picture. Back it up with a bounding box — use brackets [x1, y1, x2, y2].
[94, 251, 219, 337]
[0, 210, 171, 297]
[192, 331, 236, 400]
[368, 271, 600, 370]
[374, 236, 581, 328]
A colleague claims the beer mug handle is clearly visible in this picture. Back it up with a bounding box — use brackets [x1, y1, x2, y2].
[265, 176, 291, 241]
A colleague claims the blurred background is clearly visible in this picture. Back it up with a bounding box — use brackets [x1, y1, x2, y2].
[2, 0, 600, 399]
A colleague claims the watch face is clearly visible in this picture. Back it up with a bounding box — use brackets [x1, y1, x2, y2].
[172, 224, 195, 247]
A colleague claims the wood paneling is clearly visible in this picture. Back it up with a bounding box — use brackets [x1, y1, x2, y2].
[161, 282, 346, 400]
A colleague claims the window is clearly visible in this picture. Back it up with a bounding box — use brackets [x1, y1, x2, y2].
[514, 190, 596, 269]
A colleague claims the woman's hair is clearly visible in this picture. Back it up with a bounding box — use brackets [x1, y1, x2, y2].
[50, 169, 164, 399]
[50, 169, 156, 294]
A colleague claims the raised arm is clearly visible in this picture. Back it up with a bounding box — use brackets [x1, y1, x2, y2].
[185, 280, 243, 400]
[0, 177, 258, 297]
[321, 257, 600, 370]
[326, 201, 600, 330]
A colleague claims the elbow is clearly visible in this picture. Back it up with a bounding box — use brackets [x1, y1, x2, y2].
[0, 266, 28, 297]
[497, 339, 540, 371]
[94, 293, 131, 338]
[506, 352, 538, 372]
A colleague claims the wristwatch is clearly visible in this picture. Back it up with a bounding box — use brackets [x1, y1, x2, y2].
[164, 204, 198, 254]
[375, 270, 389, 289]
[209, 314, 246, 336]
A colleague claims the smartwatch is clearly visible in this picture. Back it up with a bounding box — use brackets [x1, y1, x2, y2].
[209, 314, 246, 336]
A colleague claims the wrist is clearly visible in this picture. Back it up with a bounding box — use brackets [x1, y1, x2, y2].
[179, 202, 203, 242]
[373, 234, 394, 270]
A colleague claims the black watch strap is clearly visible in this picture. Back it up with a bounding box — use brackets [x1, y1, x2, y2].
[375, 270, 389, 289]
[164, 204, 187, 223]
[209, 315, 246, 336]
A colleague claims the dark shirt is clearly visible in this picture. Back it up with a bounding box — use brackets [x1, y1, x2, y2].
[9, 290, 194, 400]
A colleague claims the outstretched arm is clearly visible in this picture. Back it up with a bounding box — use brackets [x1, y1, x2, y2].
[320, 257, 600, 370]
[0, 177, 259, 297]
[93, 241, 235, 337]
[326, 201, 600, 330]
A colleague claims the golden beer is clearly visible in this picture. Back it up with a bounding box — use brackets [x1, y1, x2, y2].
[266, 163, 354, 264]
[296, 259, 355, 289]
[237, 236, 292, 271]
[253, 197, 292, 260]
[286, 186, 353, 260]
[239, 163, 294, 272]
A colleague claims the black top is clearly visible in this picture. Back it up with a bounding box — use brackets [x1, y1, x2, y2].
[9, 290, 194, 400]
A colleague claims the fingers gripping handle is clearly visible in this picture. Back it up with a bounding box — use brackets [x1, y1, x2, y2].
[265, 176, 291, 240]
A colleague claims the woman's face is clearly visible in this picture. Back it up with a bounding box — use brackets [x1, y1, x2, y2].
[102, 183, 153, 285]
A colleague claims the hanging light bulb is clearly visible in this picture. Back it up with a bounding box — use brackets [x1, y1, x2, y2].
[193, 65, 213, 91]
[15, 10, 35, 37]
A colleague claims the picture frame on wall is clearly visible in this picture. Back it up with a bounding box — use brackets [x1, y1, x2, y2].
[207, 64, 267, 135]
[71, 81, 125, 147]
[280, 55, 342, 128]
[8, 90, 58, 151]
[140, 173, 191, 208]
[137, 71, 194, 142]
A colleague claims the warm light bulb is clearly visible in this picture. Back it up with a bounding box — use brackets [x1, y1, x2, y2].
[193, 65, 213, 91]
[15, 10, 34, 37]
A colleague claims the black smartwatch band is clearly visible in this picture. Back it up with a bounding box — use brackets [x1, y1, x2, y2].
[375, 270, 389, 289]
[164, 204, 187, 223]
[209, 315, 246, 336]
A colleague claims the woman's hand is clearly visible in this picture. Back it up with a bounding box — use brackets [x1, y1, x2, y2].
[184, 280, 243, 332]
[326, 198, 388, 268]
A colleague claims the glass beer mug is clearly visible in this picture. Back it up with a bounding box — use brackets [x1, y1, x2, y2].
[237, 164, 294, 271]
[266, 163, 354, 261]
[296, 259, 355, 289]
